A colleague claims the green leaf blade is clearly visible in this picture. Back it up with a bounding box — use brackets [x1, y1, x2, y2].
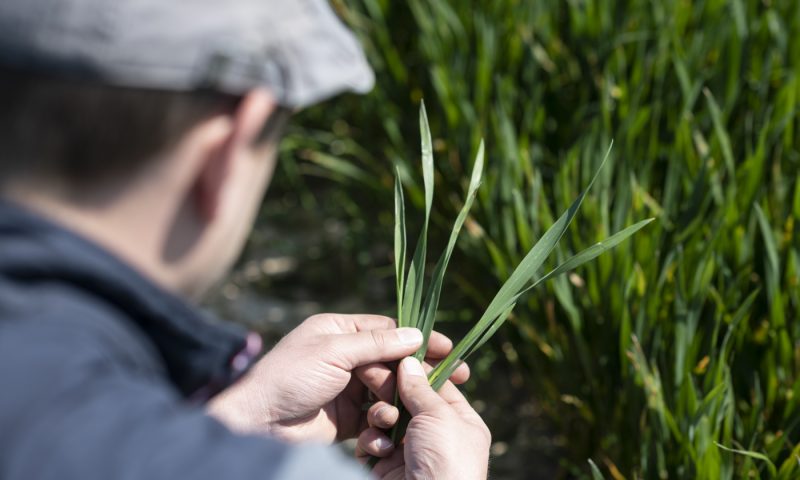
[400, 101, 437, 330]
[715, 442, 777, 477]
[420, 99, 435, 221]
[414, 141, 485, 360]
[533, 217, 656, 286]
[394, 168, 407, 325]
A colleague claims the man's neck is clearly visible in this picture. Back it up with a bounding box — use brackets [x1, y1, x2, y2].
[2, 181, 183, 295]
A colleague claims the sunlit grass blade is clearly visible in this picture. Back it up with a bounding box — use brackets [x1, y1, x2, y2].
[414, 141, 485, 360]
[399, 101, 435, 328]
[463, 302, 515, 360]
[394, 167, 407, 324]
[703, 88, 736, 179]
[715, 442, 777, 477]
[528, 218, 656, 287]
[588, 459, 606, 480]
[430, 214, 654, 388]
[420, 99, 435, 218]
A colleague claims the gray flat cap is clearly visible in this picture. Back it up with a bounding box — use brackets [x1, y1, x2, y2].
[0, 0, 375, 108]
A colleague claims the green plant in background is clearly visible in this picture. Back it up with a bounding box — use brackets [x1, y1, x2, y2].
[272, 0, 800, 478]
[382, 101, 652, 455]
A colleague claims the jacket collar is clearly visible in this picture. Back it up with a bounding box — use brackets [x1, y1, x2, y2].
[0, 198, 261, 399]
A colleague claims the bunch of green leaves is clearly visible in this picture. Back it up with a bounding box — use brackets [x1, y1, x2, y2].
[385, 100, 653, 446]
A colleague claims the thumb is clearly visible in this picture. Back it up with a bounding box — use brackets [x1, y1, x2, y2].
[397, 357, 449, 417]
[325, 328, 423, 370]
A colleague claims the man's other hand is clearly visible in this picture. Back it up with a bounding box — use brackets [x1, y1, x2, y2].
[358, 357, 491, 480]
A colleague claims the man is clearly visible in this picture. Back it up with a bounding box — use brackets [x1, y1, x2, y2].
[0, 1, 491, 479]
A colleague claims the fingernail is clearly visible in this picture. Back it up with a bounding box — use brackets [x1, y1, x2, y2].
[402, 357, 426, 377]
[396, 328, 423, 346]
[375, 436, 393, 450]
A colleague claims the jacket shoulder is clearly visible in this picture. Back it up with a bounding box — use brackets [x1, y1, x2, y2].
[0, 281, 365, 480]
[0, 278, 164, 374]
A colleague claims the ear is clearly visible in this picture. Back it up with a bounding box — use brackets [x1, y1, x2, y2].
[194, 89, 277, 221]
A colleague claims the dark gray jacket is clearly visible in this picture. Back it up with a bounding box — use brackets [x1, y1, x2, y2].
[0, 199, 364, 479]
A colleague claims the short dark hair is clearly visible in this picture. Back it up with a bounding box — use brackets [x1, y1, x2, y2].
[0, 70, 289, 191]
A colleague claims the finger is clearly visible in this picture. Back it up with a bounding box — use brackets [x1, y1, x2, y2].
[370, 447, 406, 478]
[356, 360, 467, 401]
[355, 427, 395, 458]
[449, 361, 470, 384]
[423, 331, 453, 358]
[431, 377, 478, 419]
[368, 401, 399, 429]
[397, 357, 450, 416]
[357, 358, 451, 405]
[419, 358, 469, 386]
[325, 328, 423, 371]
[356, 357, 469, 403]
[415, 360, 473, 415]
[423, 357, 471, 384]
[355, 362, 395, 402]
[306, 313, 396, 334]
[422, 332, 470, 383]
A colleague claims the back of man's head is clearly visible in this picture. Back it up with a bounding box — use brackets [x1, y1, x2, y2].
[0, 0, 374, 296]
[0, 0, 373, 194]
[0, 72, 240, 192]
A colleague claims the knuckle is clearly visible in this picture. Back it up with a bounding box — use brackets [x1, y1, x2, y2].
[481, 424, 492, 443]
[475, 419, 492, 443]
[369, 329, 388, 349]
[409, 397, 444, 417]
[305, 313, 347, 331]
[303, 313, 326, 327]
[427, 404, 449, 419]
[357, 431, 373, 447]
[380, 315, 398, 328]
[364, 314, 397, 329]
[401, 379, 426, 396]
[317, 337, 345, 364]
[376, 405, 398, 424]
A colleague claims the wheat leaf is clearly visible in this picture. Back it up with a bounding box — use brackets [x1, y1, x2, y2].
[414, 141, 485, 360]
[399, 102, 435, 328]
[715, 442, 777, 477]
[394, 167, 407, 324]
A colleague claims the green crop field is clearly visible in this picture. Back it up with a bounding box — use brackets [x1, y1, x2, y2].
[260, 1, 800, 478]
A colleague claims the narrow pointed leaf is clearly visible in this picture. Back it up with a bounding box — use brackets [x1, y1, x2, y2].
[528, 218, 655, 287]
[715, 442, 777, 477]
[588, 460, 606, 480]
[465, 303, 515, 362]
[420, 99, 435, 221]
[394, 168, 407, 324]
[703, 88, 736, 179]
[400, 102, 436, 329]
[414, 141, 485, 360]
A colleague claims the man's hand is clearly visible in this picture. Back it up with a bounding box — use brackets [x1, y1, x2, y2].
[207, 314, 469, 443]
[357, 357, 491, 480]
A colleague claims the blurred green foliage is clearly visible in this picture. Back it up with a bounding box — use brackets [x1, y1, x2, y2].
[275, 0, 800, 477]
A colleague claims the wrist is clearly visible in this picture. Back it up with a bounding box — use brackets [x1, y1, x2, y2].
[206, 380, 276, 436]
